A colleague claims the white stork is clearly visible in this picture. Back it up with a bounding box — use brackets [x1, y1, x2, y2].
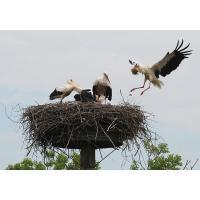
[129, 39, 192, 95]
[92, 72, 112, 103]
[49, 79, 82, 103]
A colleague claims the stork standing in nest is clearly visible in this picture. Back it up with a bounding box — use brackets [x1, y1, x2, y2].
[129, 39, 192, 95]
[49, 79, 82, 103]
[92, 72, 112, 103]
[74, 89, 94, 102]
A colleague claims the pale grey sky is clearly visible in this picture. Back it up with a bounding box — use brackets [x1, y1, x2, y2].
[0, 31, 199, 169]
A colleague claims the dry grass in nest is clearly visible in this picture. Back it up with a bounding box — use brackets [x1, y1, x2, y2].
[20, 102, 153, 154]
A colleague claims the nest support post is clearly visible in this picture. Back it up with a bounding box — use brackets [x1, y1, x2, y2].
[80, 143, 96, 170]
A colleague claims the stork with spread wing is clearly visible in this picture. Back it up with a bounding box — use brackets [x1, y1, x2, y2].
[129, 39, 192, 95]
[49, 79, 82, 103]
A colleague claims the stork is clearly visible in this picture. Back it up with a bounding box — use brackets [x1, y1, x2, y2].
[92, 72, 112, 103]
[129, 39, 192, 95]
[74, 89, 94, 102]
[49, 79, 82, 103]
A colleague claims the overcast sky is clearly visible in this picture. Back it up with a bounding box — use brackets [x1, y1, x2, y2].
[0, 31, 199, 169]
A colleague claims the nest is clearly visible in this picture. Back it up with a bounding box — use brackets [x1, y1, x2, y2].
[21, 102, 152, 153]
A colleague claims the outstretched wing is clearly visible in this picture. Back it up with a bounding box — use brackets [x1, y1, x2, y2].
[151, 40, 192, 78]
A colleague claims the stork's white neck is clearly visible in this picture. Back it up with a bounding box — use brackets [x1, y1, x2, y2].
[73, 87, 82, 93]
[136, 65, 145, 74]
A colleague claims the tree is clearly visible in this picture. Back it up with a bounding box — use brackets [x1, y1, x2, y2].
[130, 140, 198, 170]
[6, 151, 100, 170]
[6, 158, 46, 170]
[6, 142, 197, 170]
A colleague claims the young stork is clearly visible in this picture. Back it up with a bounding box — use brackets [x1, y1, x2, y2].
[74, 89, 94, 102]
[92, 72, 112, 103]
[49, 79, 82, 103]
[129, 39, 192, 95]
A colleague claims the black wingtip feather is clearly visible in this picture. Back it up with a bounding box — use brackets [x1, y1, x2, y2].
[182, 50, 192, 54]
[179, 43, 190, 52]
[183, 53, 192, 56]
[159, 40, 192, 77]
[175, 40, 180, 50]
[176, 39, 184, 51]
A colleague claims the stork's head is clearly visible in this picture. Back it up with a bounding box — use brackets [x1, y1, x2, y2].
[129, 59, 140, 75]
[67, 79, 73, 84]
[67, 79, 78, 85]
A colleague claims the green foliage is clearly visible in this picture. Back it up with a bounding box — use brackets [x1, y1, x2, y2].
[64, 152, 81, 170]
[7, 141, 191, 170]
[130, 160, 139, 170]
[130, 140, 183, 170]
[53, 153, 68, 170]
[6, 158, 46, 170]
[148, 154, 182, 170]
[6, 151, 100, 170]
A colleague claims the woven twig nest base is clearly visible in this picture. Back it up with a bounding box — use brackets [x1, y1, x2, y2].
[21, 102, 151, 150]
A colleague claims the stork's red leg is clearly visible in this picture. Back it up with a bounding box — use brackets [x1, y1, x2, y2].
[130, 79, 146, 93]
[59, 95, 64, 103]
[140, 82, 151, 95]
[96, 95, 101, 103]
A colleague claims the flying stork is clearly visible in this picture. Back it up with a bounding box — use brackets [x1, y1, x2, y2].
[49, 79, 82, 103]
[129, 39, 192, 95]
[92, 72, 112, 103]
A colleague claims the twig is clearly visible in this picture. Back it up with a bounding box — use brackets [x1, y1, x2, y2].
[100, 125, 116, 148]
[183, 160, 191, 170]
[97, 148, 117, 164]
[106, 118, 117, 132]
[191, 159, 199, 170]
[120, 89, 126, 104]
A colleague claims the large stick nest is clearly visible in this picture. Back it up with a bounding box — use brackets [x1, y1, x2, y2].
[21, 102, 152, 152]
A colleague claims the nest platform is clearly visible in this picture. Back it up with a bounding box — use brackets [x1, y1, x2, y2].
[21, 102, 151, 150]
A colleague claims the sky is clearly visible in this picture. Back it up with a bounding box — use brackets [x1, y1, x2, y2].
[0, 30, 199, 169]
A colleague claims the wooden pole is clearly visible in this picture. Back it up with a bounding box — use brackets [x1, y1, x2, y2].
[80, 143, 95, 170]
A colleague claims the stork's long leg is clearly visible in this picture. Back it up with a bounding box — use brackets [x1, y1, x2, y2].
[60, 95, 64, 103]
[130, 78, 147, 93]
[96, 95, 101, 103]
[140, 82, 151, 95]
